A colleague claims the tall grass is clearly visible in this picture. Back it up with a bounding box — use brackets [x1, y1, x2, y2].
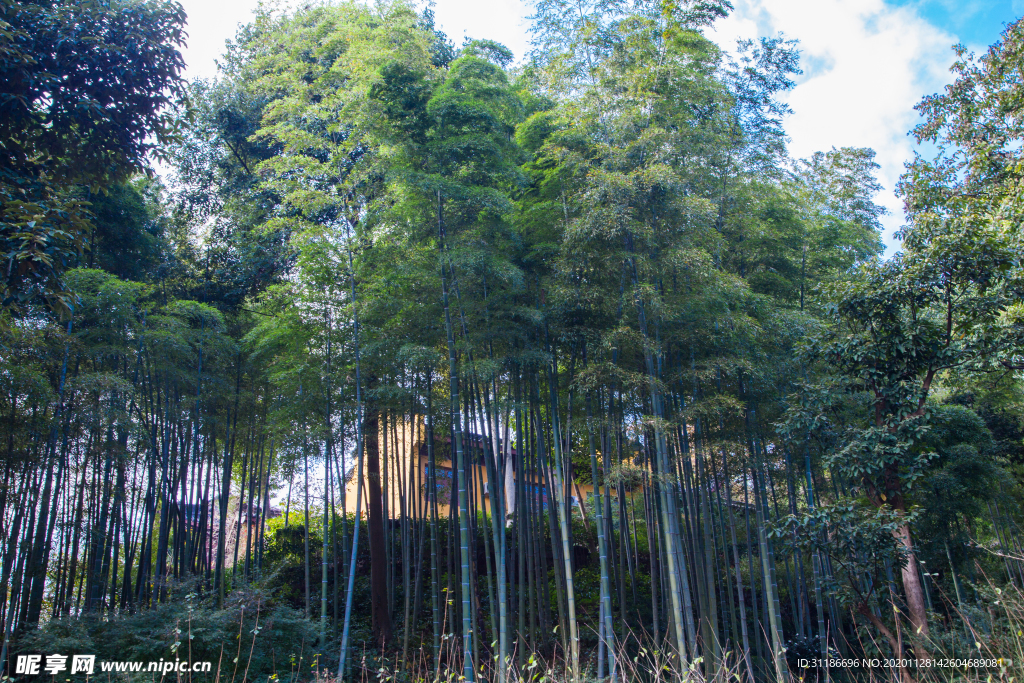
[17, 573, 1024, 683]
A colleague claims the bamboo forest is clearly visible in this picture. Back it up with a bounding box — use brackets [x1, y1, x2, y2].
[2, 0, 1024, 681]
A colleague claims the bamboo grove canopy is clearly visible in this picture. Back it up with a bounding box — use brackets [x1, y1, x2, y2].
[2, 1, 1024, 682]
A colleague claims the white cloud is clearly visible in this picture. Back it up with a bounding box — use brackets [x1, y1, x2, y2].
[178, 0, 264, 81]
[713, 0, 960, 254]
[431, 0, 532, 61]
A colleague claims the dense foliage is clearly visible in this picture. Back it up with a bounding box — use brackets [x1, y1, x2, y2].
[1, 2, 1023, 683]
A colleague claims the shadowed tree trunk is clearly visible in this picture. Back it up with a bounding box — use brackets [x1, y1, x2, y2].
[893, 504, 930, 657]
[364, 404, 392, 644]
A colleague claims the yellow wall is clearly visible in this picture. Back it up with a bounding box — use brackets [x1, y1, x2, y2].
[340, 416, 599, 519]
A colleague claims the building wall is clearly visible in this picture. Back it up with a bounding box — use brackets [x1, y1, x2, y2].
[340, 415, 598, 520]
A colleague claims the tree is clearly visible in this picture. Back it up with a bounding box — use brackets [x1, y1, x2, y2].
[898, 18, 1024, 373]
[773, 504, 915, 682]
[912, 405, 1005, 600]
[12, 5, 1024, 683]
[790, 147, 885, 309]
[1, 0, 187, 315]
[779, 19, 1024, 659]
[82, 179, 168, 281]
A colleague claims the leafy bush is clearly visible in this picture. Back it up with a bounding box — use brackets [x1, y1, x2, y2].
[17, 581, 321, 682]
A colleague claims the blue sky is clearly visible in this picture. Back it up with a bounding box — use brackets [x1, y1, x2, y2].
[892, 0, 1021, 48]
[174, 0, 1022, 253]
[707, 0, 1019, 252]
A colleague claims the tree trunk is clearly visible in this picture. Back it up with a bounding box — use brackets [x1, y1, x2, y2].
[893, 520, 930, 658]
[365, 407, 392, 644]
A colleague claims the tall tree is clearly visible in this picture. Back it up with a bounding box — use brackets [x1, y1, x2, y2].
[1, 0, 187, 315]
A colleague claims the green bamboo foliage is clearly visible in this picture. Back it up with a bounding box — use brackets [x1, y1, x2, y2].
[3, 5, 1022, 683]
